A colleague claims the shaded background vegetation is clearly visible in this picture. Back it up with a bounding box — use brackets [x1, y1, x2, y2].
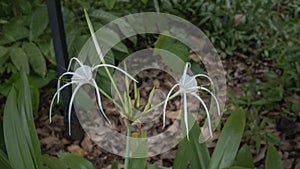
[0, 0, 299, 168]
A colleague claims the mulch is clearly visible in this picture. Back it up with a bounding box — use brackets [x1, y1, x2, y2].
[36, 52, 300, 169]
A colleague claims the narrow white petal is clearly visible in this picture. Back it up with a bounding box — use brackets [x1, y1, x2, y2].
[200, 86, 221, 116]
[180, 62, 191, 85]
[183, 92, 190, 140]
[84, 9, 104, 62]
[191, 93, 213, 137]
[162, 84, 179, 128]
[68, 84, 82, 136]
[49, 82, 75, 123]
[191, 74, 216, 93]
[68, 57, 85, 71]
[92, 79, 111, 124]
[92, 64, 139, 83]
[57, 72, 83, 103]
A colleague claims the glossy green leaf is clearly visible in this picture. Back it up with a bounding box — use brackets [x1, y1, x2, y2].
[57, 152, 95, 169]
[0, 150, 12, 169]
[23, 42, 46, 77]
[10, 48, 29, 74]
[208, 108, 246, 169]
[265, 145, 283, 169]
[174, 123, 210, 169]
[235, 144, 254, 168]
[103, 0, 116, 10]
[29, 5, 48, 41]
[42, 155, 65, 169]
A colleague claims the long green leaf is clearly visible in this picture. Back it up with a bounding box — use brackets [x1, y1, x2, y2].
[18, 72, 43, 169]
[265, 145, 283, 169]
[174, 123, 210, 169]
[4, 86, 35, 169]
[0, 150, 12, 169]
[3, 72, 42, 169]
[208, 108, 246, 169]
[235, 144, 254, 168]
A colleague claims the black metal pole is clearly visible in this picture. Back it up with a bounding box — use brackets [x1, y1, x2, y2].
[46, 0, 83, 141]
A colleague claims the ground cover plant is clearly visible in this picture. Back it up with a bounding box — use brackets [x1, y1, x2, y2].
[0, 0, 299, 168]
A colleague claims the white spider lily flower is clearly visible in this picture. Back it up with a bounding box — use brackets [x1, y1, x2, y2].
[49, 57, 138, 135]
[163, 62, 220, 139]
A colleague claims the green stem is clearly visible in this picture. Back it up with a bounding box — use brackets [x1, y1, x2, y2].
[133, 91, 180, 120]
[124, 123, 131, 169]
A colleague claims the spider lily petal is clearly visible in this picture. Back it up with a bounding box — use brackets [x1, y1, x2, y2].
[57, 72, 84, 103]
[163, 83, 179, 128]
[92, 79, 111, 124]
[49, 81, 77, 123]
[92, 64, 138, 83]
[190, 93, 213, 137]
[163, 62, 220, 140]
[183, 92, 189, 140]
[198, 86, 220, 116]
[68, 84, 83, 135]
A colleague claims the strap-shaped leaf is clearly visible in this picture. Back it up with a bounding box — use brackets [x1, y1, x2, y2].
[208, 108, 246, 169]
[174, 123, 210, 169]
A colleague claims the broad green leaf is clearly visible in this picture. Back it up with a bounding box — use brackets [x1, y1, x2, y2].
[208, 108, 246, 169]
[265, 145, 283, 169]
[42, 155, 65, 169]
[0, 16, 29, 45]
[103, 0, 116, 10]
[23, 42, 46, 77]
[0, 46, 8, 58]
[30, 69, 57, 88]
[0, 150, 12, 169]
[90, 9, 118, 23]
[174, 123, 210, 169]
[141, 0, 148, 5]
[57, 152, 95, 169]
[155, 32, 189, 62]
[235, 144, 254, 168]
[10, 47, 29, 74]
[29, 5, 48, 41]
[0, 46, 9, 67]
